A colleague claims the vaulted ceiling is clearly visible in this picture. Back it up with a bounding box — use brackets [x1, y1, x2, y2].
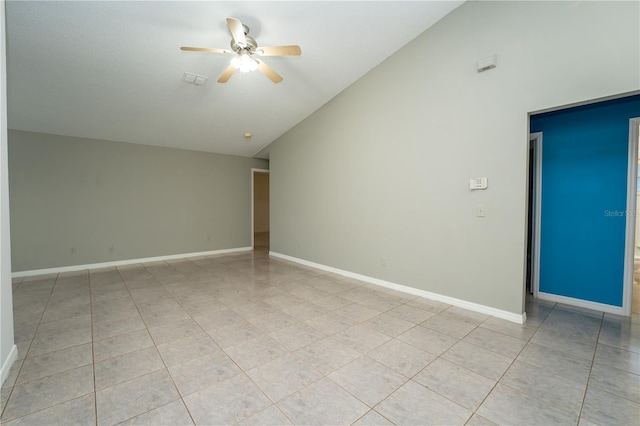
[5, 1, 464, 158]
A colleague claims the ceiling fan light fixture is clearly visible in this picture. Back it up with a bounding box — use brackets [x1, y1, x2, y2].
[231, 53, 257, 73]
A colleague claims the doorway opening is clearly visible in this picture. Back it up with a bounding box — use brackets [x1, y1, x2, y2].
[627, 120, 640, 316]
[252, 169, 270, 252]
[526, 93, 640, 316]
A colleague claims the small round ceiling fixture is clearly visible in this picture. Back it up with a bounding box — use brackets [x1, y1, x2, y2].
[244, 133, 252, 139]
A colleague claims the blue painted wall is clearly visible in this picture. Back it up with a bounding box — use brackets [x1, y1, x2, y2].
[530, 95, 640, 307]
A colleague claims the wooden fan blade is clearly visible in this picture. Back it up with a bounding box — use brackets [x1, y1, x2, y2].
[217, 64, 236, 83]
[227, 17, 247, 47]
[180, 46, 230, 54]
[257, 60, 283, 84]
[257, 45, 302, 56]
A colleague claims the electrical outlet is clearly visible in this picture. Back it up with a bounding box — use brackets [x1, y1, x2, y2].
[381, 257, 387, 267]
[70, 247, 76, 254]
[109, 245, 114, 254]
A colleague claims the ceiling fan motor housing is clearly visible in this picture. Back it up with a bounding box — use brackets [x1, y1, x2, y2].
[231, 26, 258, 54]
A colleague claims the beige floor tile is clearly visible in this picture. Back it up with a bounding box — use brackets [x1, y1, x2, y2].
[3, 394, 95, 426]
[375, 379, 471, 425]
[333, 323, 391, 354]
[477, 383, 578, 425]
[283, 301, 330, 322]
[117, 400, 194, 425]
[594, 343, 640, 374]
[17, 343, 93, 384]
[277, 378, 369, 425]
[139, 306, 190, 327]
[147, 318, 205, 345]
[312, 294, 352, 310]
[364, 312, 414, 337]
[156, 331, 221, 367]
[294, 336, 361, 375]
[406, 297, 451, 313]
[269, 323, 326, 351]
[588, 362, 640, 403]
[183, 374, 271, 425]
[93, 328, 154, 362]
[367, 338, 436, 378]
[225, 335, 289, 371]
[304, 311, 357, 334]
[1, 384, 12, 414]
[351, 410, 394, 425]
[480, 316, 538, 341]
[500, 359, 586, 416]
[462, 327, 527, 358]
[40, 302, 91, 324]
[442, 341, 513, 381]
[238, 405, 293, 425]
[420, 314, 477, 339]
[437, 306, 490, 325]
[12, 325, 36, 344]
[247, 311, 300, 333]
[95, 346, 164, 390]
[466, 413, 500, 425]
[96, 369, 180, 426]
[27, 326, 92, 358]
[581, 385, 640, 426]
[517, 342, 592, 384]
[397, 325, 458, 356]
[206, 321, 266, 348]
[358, 294, 403, 312]
[599, 321, 640, 353]
[333, 303, 381, 323]
[247, 354, 321, 402]
[192, 309, 246, 331]
[530, 326, 597, 361]
[329, 356, 407, 407]
[2, 359, 22, 388]
[2, 365, 94, 422]
[169, 351, 241, 397]
[35, 314, 92, 336]
[414, 358, 495, 410]
[386, 304, 436, 324]
[92, 315, 146, 341]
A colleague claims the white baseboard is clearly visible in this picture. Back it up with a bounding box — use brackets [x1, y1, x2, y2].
[270, 251, 526, 324]
[1, 344, 18, 387]
[537, 291, 624, 316]
[11, 246, 253, 278]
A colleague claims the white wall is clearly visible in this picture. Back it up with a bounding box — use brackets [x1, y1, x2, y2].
[1, 0, 16, 385]
[269, 1, 640, 316]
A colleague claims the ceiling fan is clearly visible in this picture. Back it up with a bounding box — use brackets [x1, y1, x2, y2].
[181, 17, 301, 84]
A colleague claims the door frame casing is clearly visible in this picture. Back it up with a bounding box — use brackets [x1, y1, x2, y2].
[251, 168, 270, 249]
[622, 118, 640, 316]
[529, 132, 543, 298]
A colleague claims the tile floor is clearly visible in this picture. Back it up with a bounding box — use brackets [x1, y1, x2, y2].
[1, 249, 639, 425]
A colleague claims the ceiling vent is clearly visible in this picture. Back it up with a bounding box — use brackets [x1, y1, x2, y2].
[183, 72, 208, 85]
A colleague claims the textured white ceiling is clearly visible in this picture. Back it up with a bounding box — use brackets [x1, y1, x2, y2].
[5, 1, 464, 158]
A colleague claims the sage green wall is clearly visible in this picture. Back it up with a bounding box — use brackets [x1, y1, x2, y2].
[1, 0, 16, 383]
[8, 130, 268, 271]
[269, 1, 640, 315]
